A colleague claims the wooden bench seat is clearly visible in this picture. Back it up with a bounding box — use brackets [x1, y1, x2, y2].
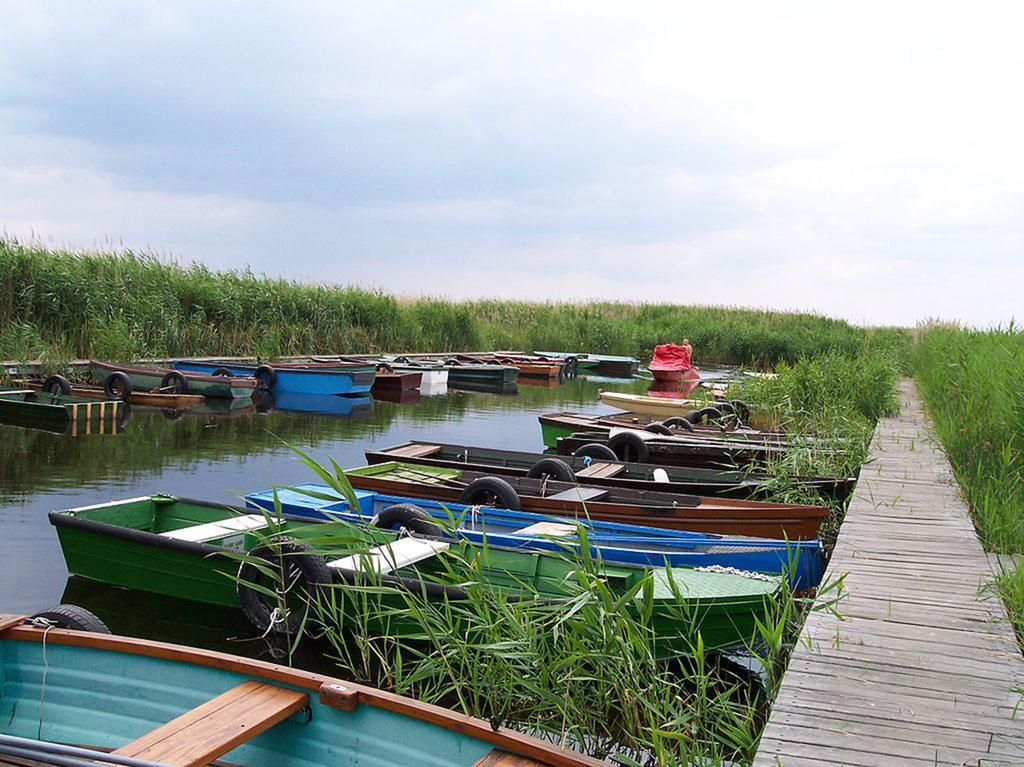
[388, 443, 443, 458]
[544, 487, 608, 502]
[327, 537, 450, 575]
[160, 515, 268, 544]
[574, 462, 624, 479]
[113, 680, 308, 767]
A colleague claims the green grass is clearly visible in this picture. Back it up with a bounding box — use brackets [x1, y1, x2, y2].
[913, 325, 1024, 645]
[1, 237, 909, 367]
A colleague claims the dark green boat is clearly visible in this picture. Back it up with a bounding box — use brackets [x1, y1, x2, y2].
[50, 494, 780, 653]
[0, 389, 126, 435]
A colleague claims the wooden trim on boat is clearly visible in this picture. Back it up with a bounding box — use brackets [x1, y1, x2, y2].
[0, 619, 606, 767]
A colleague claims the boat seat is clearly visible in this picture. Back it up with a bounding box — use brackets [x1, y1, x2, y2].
[160, 514, 268, 544]
[574, 461, 625, 479]
[389, 443, 443, 458]
[472, 749, 556, 767]
[544, 487, 608, 502]
[112, 680, 308, 767]
[327, 537, 450, 575]
[512, 521, 577, 537]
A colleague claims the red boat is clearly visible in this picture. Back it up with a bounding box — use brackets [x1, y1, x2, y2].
[649, 342, 699, 386]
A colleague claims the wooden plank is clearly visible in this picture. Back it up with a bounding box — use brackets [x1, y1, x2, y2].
[472, 749, 559, 767]
[0, 614, 25, 633]
[574, 462, 624, 479]
[753, 381, 1024, 767]
[389, 443, 443, 458]
[544, 487, 608, 502]
[112, 680, 308, 767]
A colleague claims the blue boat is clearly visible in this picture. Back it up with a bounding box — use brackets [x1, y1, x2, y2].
[245, 484, 824, 589]
[0, 613, 601, 767]
[172, 360, 376, 395]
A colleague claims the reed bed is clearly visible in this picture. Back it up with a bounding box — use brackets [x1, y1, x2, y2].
[1, 238, 908, 367]
[913, 325, 1024, 643]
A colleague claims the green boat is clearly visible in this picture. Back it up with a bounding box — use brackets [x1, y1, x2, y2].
[50, 495, 780, 654]
[0, 615, 602, 767]
[533, 352, 640, 378]
[90, 360, 258, 400]
[0, 389, 125, 435]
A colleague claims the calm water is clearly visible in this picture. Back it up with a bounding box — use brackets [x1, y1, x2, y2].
[1, 374, 680, 652]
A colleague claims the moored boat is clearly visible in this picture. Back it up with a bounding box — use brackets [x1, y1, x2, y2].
[0, 388, 126, 435]
[343, 461, 829, 539]
[90, 360, 257, 400]
[245, 485, 825, 589]
[172, 359, 377, 396]
[0, 614, 605, 767]
[648, 342, 697, 384]
[364, 441, 857, 501]
[21, 378, 204, 409]
[49, 494, 780, 652]
[598, 390, 706, 416]
[533, 351, 640, 378]
[372, 370, 423, 391]
[538, 410, 783, 449]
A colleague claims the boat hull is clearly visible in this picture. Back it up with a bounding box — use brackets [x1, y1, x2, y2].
[0, 622, 602, 767]
[90, 361, 255, 399]
[23, 380, 204, 409]
[173, 360, 376, 395]
[0, 390, 125, 435]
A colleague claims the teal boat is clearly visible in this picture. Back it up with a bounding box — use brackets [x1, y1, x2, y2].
[90, 360, 258, 400]
[49, 495, 780, 653]
[0, 389, 125, 435]
[0, 614, 602, 767]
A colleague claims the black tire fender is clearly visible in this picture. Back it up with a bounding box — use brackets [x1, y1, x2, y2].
[211, 367, 234, 377]
[236, 537, 332, 638]
[608, 431, 651, 463]
[458, 476, 522, 510]
[572, 443, 617, 461]
[526, 457, 576, 482]
[103, 372, 133, 400]
[372, 503, 443, 536]
[729, 399, 751, 424]
[644, 422, 674, 436]
[254, 364, 277, 389]
[42, 375, 72, 395]
[160, 371, 188, 394]
[662, 416, 694, 432]
[28, 604, 110, 633]
[690, 406, 724, 425]
[376, 362, 394, 373]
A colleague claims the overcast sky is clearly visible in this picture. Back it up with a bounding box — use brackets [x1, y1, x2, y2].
[1, 2, 1021, 326]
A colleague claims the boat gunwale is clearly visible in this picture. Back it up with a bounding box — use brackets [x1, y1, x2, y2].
[0, 620, 607, 767]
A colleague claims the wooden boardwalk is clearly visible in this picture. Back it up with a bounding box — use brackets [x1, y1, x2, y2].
[754, 380, 1024, 767]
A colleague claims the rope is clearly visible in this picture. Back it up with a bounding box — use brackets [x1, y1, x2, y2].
[25, 617, 56, 739]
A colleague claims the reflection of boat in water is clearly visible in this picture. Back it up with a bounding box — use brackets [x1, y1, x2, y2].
[516, 377, 560, 389]
[647, 372, 700, 398]
[166, 396, 257, 420]
[256, 390, 374, 418]
[372, 387, 422, 405]
[448, 380, 519, 395]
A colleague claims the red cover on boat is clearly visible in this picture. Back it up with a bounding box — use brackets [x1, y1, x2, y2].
[649, 343, 692, 372]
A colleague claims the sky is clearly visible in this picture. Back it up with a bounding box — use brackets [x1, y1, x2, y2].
[1, 2, 1021, 327]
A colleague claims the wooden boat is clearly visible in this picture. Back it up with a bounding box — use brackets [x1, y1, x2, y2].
[90, 360, 257, 400]
[21, 379, 204, 410]
[0, 615, 604, 767]
[50, 495, 780, 652]
[364, 441, 857, 502]
[539, 411, 787, 449]
[533, 352, 640, 378]
[173, 360, 377, 395]
[246, 485, 825, 589]
[0, 389, 126, 435]
[372, 371, 423, 391]
[599, 390, 706, 416]
[344, 461, 829, 539]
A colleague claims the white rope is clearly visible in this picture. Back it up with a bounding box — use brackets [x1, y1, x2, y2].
[260, 607, 284, 639]
[27, 618, 56, 739]
[693, 565, 777, 582]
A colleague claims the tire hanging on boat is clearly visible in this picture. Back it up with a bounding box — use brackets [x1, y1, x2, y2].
[644, 422, 674, 436]
[572, 443, 617, 460]
[458, 476, 522, 509]
[564, 356, 579, 378]
[607, 431, 650, 463]
[689, 406, 723, 425]
[526, 457, 576, 482]
[236, 537, 332, 638]
[211, 367, 234, 377]
[729, 399, 751, 424]
[160, 371, 189, 394]
[28, 604, 110, 634]
[373, 503, 443, 537]
[254, 364, 277, 389]
[103, 372, 133, 400]
[376, 362, 394, 373]
[662, 416, 694, 432]
[42, 375, 71, 395]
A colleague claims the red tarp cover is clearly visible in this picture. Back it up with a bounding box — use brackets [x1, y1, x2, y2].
[650, 343, 691, 371]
